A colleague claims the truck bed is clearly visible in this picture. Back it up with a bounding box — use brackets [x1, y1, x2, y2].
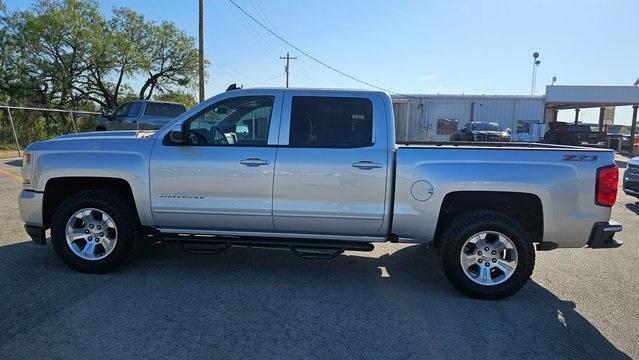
[391, 143, 615, 247]
[396, 141, 612, 151]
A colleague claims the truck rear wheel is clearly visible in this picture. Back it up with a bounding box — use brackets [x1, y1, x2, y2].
[439, 210, 535, 300]
[50, 190, 141, 273]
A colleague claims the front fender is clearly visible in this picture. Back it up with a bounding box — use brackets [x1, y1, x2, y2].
[34, 150, 153, 226]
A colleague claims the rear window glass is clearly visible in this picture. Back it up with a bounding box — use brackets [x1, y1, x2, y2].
[289, 96, 373, 148]
[144, 103, 187, 117]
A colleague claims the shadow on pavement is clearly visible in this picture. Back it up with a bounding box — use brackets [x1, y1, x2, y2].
[625, 202, 639, 216]
[3, 159, 22, 167]
[0, 240, 629, 359]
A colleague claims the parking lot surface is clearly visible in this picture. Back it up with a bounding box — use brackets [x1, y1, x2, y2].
[0, 157, 637, 359]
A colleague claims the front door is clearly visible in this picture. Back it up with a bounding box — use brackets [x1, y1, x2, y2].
[273, 93, 389, 236]
[149, 92, 282, 232]
[110, 102, 142, 130]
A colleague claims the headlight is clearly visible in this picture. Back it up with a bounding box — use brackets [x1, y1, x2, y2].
[501, 132, 509, 137]
[21, 152, 32, 186]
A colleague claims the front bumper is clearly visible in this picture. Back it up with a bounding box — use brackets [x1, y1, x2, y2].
[18, 190, 44, 226]
[587, 221, 623, 248]
[18, 190, 46, 245]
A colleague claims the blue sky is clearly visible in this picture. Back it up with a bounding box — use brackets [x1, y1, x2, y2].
[4, 0, 639, 124]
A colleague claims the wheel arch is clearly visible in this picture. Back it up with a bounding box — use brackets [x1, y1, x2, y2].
[433, 191, 544, 248]
[43, 177, 137, 229]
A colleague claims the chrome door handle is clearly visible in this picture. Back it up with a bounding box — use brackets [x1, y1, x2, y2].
[240, 157, 270, 167]
[352, 161, 383, 170]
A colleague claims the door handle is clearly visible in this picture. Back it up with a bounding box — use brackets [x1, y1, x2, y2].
[352, 161, 383, 170]
[240, 157, 270, 167]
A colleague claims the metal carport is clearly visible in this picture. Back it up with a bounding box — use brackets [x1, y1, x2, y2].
[544, 85, 639, 155]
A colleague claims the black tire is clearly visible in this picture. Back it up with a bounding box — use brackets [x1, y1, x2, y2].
[50, 190, 142, 273]
[440, 210, 535, 300]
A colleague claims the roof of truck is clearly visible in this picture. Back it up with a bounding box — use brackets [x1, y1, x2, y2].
[234, 87, 389, 96]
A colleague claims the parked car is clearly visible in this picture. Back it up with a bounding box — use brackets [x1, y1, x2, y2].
[543, 122, 605, 146]
[449, 122, 511, 142]
[95, 100, 187, 131]
[19, 88, 622, 300]
[623, 157, 639, 199]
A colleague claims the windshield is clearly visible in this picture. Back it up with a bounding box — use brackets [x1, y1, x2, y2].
[470, 123, 502, 131]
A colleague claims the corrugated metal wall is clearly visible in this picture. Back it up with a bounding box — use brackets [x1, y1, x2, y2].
[393, 96, 545, 142]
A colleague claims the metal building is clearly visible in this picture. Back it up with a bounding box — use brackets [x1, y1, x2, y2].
[392, 94, 546, 142]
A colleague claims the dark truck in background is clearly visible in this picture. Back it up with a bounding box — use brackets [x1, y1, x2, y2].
[449, 122, 511, 142]
[96, 100, 187, 131]
[543, 121, 606, 146]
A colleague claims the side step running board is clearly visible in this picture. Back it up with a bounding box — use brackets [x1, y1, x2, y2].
[164, 234, 374, 259]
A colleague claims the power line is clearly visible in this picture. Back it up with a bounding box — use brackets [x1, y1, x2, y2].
[246, 73, 285, 86]
[228, 0, 400, 95]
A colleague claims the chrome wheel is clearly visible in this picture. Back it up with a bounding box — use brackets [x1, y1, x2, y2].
[65, 208, 118, 261]
[459, 231, 518, 286]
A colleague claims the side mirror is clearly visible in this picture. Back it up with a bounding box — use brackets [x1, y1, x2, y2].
[101, 108, 113, 119]
[169, 124, 185, 144]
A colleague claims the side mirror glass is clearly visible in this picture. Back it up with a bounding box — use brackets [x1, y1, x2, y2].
[169, 124, 185, 144]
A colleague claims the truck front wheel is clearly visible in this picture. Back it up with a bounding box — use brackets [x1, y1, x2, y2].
[440, 210, 535, 300]
[50, 190, 141, 273]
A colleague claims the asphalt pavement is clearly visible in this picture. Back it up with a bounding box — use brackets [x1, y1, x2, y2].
[0, 157, 637, 359]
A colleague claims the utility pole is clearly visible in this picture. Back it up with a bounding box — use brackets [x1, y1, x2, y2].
[279, 52, 297, 88]
[198, 0, 205, 102]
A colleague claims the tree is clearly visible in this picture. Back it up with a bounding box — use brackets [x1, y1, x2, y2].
[6, 0, 104, 107]
[155, 91, 197, 109]
[1, 0, 199, 110]
[138, 21, 199, 101]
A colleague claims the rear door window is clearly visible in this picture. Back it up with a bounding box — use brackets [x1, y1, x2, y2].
[289, 96, 373, 148]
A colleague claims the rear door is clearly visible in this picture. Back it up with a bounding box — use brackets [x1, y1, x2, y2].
[272, 92, 389, 236]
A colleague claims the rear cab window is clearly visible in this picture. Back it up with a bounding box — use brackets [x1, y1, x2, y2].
[289, 96, 373, 148]
[144, 103, 187, 117]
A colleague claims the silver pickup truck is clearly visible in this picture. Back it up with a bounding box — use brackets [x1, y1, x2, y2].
[18, 88, 623, 299]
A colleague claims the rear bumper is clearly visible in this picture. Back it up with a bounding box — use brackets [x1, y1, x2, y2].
[587, 221, 623, 248]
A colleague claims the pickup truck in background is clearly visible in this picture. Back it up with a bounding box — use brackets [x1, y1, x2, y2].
[623, 156, 639, 198]
[95, 100, 187, 131]
[449, 121, 511, 142]
[19, 88, 622, 299]
[543, 121, 606, 146]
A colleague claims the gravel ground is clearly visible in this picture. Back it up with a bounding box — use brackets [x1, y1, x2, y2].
[0, 156, 637, 359]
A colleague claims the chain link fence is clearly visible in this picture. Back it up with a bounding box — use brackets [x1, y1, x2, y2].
[0, 106, 100, 159]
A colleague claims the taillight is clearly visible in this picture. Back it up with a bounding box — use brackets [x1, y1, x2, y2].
[595, 165, 618, 207]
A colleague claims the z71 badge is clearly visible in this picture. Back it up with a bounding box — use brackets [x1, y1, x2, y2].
[563, 154, 598, 161]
